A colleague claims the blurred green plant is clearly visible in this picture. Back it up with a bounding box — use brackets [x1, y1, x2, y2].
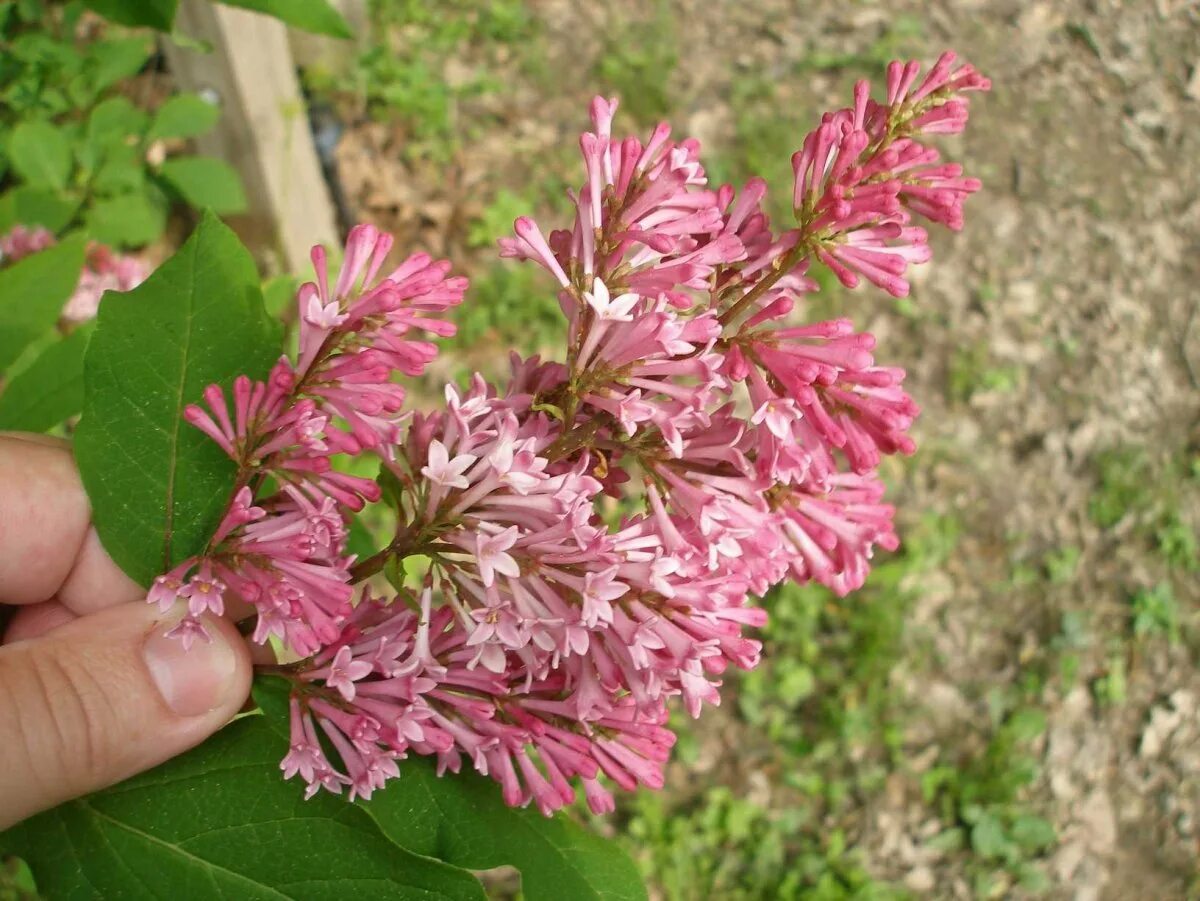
[625, 787, 898, 900]
[1089, 447, 1199, 572]
[0, 857, 37, 901]
[1156, 509, 1198, 572]
[1088, 447, 1154, 530]
[616, 512, 960, 898]
[0, 1, 245, 248]
[79, 0, 351, 36]
[303, 0, 537, 160]
[1092, 648, 1128, 707]
[1043, 546, 1081, 585]
[593, 1, 678, 125]
[795, 15, 927, 75]
[922, 706, 1056, 894]
[449, 261, 561, 355]
[947, 340, 1021, 403]
[1130, 583, 1180, 645]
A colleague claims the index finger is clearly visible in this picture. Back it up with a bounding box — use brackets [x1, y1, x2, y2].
[0, 434, 143, 609]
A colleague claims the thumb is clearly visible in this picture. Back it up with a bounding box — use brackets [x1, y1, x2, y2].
[0, 601, 251, 829]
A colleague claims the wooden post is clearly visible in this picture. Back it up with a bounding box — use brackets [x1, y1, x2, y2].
[161, 0, 339, 272]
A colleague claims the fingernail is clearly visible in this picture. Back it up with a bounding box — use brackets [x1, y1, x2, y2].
[142, 617, 238, 716]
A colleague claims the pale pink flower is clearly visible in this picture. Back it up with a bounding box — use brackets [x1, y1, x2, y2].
[473, 527, 521, 587]
[324, 645, 374, 701]
[583, 277, 638, 322]
[303, 291, 348, 330]
[420, 439, 476, 490]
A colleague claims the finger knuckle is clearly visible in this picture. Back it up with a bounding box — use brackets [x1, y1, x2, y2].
[2, 647, 115, 795]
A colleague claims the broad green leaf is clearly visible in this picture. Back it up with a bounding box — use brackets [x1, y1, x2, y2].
[91, 144, 147, 196]
[81, 0, 177, 30]
[85, 187, 167, 247]
[0, 235, 86, 374]
[0, 325, 92, 431]
[87, 36, 153, 94]
[87, 96, 150, 150]
[8, 121, 71, 189]
[159, 156, 247, 214]
[346, 513, 378, 559]
[365, 766, 648, 901]
[256, 679, 648, 901]
[0, 187, 80, 233]
[969, 812, 1012, 861]
[1010, 815, 1056, 853]
[217, 0, 352, 38]
[74, 213, 278, 586]
[0, 715, 485, 900]
[148, 93, 221, 141]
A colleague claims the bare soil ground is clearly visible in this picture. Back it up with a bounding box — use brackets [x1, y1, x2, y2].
[326, 1, 1200, 896]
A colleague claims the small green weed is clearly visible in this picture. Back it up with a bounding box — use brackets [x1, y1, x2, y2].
[947, 341, 1021, 403]
[1088, 447, 1199, 572]
[707, 75, 806, 223]
[1088, 447, 1154, 529]
[625, 787, 899, 900]
[795, 15, 927, 75]
[1130, 583, 1181, 645]
[619, 512, 959, 898]
[304, 0, 538, 161]
[923, 706, 1055, 893]
[1043, 546, 1081, 585]
[1156, 509, 1198, 572]
[465, 188, 528, 250]
[1092, 651, 1128, 707]
[450, 261, 561, 355]
[593, 2, 678, 124]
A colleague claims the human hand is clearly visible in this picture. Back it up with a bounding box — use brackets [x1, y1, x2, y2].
[0, 433, 252, 830]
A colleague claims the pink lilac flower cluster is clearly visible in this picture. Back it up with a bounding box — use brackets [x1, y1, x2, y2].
[150, 231, 466, 653]
[155, 52, 988, 814]
[0, 225, 148, 322]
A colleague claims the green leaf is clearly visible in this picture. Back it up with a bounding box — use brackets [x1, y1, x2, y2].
[85, 188, 167, 247]
[1004, 708, 1047, 743]
[81, 0, 178, 30]
[0, 325, 92, 432]
[0, 715, 485, 900]
[159, 156, 247, 214]
[254, 680, 647, 901]
[74, 213, 278, 586]
[368, 762, 647, 901]
[0, 857, 38, 899]
[1010, 815, 1056, 853]
[0, 235, 86, 374]
[148, 93, 221, 141]
[969, 812, 1012, 862]
[87, 36, 153, 94]
[0, 187, 80, 233]
[87, 96, 149, 150]
[91, 144, 147, 196]
[346, 512, 378, 559]
[216, 0, 352, 38]
[8, 122, 71, 189]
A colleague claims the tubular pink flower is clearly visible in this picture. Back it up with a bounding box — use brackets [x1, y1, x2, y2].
[150, 52, 987, 815]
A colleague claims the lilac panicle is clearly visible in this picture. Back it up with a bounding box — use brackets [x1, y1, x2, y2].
[149, 53, 987, 814]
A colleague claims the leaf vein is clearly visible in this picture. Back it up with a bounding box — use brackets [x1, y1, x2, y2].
[77, 801, 294, 900]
